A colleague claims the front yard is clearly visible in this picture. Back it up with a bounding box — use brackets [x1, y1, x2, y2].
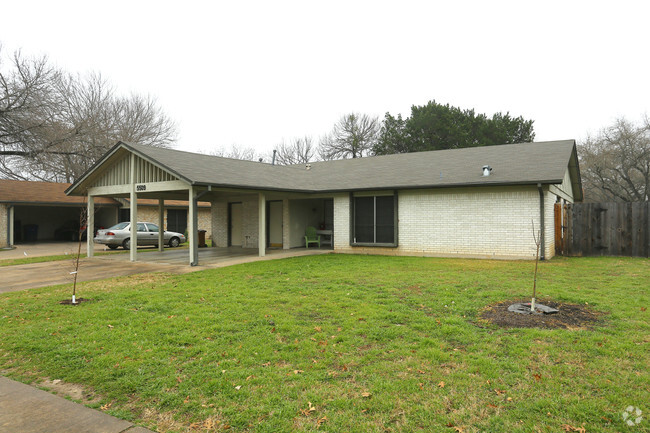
[0, 255, 647, 432]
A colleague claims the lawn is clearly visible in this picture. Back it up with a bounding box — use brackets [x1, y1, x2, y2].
[0, 255, 648, 432]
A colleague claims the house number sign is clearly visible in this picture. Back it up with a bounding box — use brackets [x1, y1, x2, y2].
[136, 184, 147, 191]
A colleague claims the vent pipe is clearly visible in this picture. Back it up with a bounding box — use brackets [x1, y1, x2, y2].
[482, 165, 492, 176]
[272, 149, 277, 165]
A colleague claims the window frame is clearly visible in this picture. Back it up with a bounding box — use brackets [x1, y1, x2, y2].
[349, 191, 398, 247]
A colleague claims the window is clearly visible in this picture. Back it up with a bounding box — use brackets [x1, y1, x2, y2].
[146, 223, 159, 232]
[352, 194, 397, 246]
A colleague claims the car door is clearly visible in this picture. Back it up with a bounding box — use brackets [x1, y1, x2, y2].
[144, 223, 162, 245]
[136, 223, 152, 246]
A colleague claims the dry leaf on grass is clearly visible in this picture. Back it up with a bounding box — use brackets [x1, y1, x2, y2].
[361, 392, 371, 398]
[300, 401, 317, 416]
[438, 381, 445, 388]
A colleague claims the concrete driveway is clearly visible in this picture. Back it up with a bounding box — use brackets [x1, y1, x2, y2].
[0, 258, 191, 293]
[1, 247, 330, 293]
[0, 241, 110, 260]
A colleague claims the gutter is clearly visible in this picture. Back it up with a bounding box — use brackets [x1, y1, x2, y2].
[537, 183, 545, 260]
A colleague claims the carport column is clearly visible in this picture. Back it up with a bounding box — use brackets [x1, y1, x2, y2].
[86, 195, 94, 258]
[189, 186, 198, 266]
[258, 192, 266, 257]
[130, 153, 138, 262]
[158, 199, 164, 252]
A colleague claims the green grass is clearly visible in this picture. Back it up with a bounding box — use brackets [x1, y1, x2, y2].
[0, 255, 648, 432]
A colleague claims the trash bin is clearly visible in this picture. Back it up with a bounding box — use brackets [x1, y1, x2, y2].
[198, 230, 207, 248]
[23, 224, 38, 242]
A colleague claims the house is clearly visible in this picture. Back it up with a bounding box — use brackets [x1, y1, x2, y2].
[63, 140, 582, 265]
[0, 179, 211, 248]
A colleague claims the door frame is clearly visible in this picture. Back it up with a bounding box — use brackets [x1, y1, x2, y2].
[266, 200, 283, 248]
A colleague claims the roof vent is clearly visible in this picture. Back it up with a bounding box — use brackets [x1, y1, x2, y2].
[306, 164, 312, 170]
[482, 165, 492, 176]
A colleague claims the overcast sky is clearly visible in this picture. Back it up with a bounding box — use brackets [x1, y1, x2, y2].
[2, 0, 648, 157]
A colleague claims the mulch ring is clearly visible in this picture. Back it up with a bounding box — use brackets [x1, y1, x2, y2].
[59, 298, 93, 305]
[479, 299, 605, 330]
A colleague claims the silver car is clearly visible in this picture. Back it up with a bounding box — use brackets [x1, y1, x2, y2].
[94, 222, 186, 250]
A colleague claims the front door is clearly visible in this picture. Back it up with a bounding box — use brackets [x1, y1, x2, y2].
[229, 202, 243, 246]
[267, 201, 283, 248]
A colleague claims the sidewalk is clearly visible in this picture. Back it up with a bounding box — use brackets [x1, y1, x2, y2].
[0, 376, 155, 433]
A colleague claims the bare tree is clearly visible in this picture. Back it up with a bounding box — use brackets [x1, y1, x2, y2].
[580, 117, 650, 202]
[319, 113, 379, 160]
[0, 47, 177, 182]
[274, 136, 317, 165]
[210, 144, 263, 161]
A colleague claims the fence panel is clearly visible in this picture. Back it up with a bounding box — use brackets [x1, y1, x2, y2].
[565, 202, 649, 257]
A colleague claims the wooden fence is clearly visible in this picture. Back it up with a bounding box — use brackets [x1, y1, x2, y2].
[559, 202, 650, 257]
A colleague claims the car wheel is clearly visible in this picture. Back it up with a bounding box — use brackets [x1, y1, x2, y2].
[169, 237, 180, 248]
[107, 245, 118, 250]
[123, 238, 131, 250]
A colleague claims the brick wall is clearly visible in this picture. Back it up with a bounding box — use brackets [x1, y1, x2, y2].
[129, 206, 212, 239]
[334, 186, 557, 260]
[242, 199, 259, 248]
[211, 202, 228, 247]
[0, 204, 7, 248]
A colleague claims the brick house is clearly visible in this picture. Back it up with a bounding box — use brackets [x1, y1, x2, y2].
[64, 140, 582, 265]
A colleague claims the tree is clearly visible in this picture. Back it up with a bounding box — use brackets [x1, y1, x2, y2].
[579, 117, 650, 202]
[319, 113, 379, 160]
[211, 144, 263, 162]
[373, 100, 535, 155]
[0, 47, 176, 182]
[274, 136, 317, 165]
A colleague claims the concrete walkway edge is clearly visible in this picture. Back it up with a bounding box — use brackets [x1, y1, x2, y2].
[0, 376, 156, 433]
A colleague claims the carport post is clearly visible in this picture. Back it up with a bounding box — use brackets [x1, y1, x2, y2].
[189, 186, 198, 266]
[130, 153, 138, 262]
[86, 195, 94, 258]
[258, 192, 266, 257]
[158, 199, 164, 252]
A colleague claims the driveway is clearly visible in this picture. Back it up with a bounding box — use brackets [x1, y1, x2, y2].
[0, 241, 107, 260]
[0, 258, 191, 293]
[1, 247, 330, 293]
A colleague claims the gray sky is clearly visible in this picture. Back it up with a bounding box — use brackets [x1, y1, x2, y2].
[2, 0, 648, 157]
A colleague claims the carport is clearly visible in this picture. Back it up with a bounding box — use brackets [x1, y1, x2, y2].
[66, 142, 279, 266]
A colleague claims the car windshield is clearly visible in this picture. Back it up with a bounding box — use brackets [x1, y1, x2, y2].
[108, 222, 129, 230]
[146, 223, 159, 232]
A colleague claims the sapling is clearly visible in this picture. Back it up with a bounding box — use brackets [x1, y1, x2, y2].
[70, 206, 88, 304]
[531, 220, 541, 312]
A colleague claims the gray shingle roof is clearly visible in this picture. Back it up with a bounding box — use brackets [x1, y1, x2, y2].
[67, 140, 581, 201]
[126, 139, 580, 193]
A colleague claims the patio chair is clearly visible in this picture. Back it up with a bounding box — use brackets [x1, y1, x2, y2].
[304, 226, 321, 248]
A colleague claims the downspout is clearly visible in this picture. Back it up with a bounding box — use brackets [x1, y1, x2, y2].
[537, 183, 545, 260]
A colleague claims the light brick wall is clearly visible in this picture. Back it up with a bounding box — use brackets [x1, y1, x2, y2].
[282, 198, 290, 249]
[210, 196, 259, 248]
[334, 186, 556, 260]
[0, 204, 7, 248]
[333, 195, 350, 250]
[197, 208, 212, 239]
[242, 198, 259, 248]
[129, 206, 212, 239]
[211, 202, 228, 247]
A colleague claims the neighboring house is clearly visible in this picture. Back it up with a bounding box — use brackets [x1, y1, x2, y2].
[0, 179, 211, 248]
[65, 140, 582, 265]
